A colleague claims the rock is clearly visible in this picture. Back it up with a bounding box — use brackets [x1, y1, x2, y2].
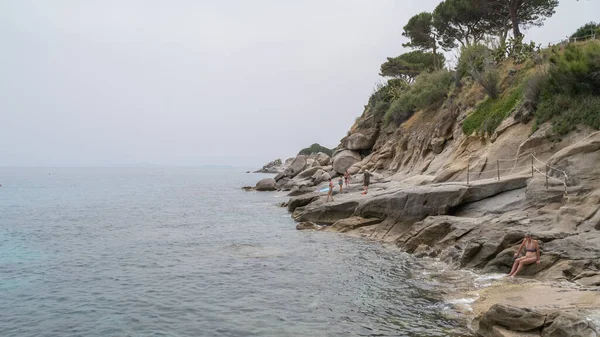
[395, 174, 436, 186]
[542, 312, 598, 337]
[413, 244, 438, 258]
[288, 193, 320, 212]
[328, 217, 383, 233]
[287, 186, 314, 197]
[255, 158, 283, 173]
[276, 177, 292, 191]
[296, 221, 323, 230]
[345, 132, 376, 150]
[332, 150, 362, 174]
[315, 152, 331, 166]
[255, 178, 276, 191]
[575, 274, 600, 287]
[430, 137, 446, 154]
[274, 172, 285, 182]
[284, 155, 308, 178]
[477, 304, 547, 335]
[293, 200, 360, 225]
[296, 166, 322, 180]
[491, 326, 540, 337]
[311, 160, 322, 168]
[314, 172, 331, 185]
[241, 186, 253, 191]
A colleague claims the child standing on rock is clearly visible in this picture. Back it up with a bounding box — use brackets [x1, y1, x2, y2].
[327, 178, 334, 202]
[338, 177, 343, 194]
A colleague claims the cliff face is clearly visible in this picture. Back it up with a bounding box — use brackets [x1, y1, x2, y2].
[281, 49, 600, 287]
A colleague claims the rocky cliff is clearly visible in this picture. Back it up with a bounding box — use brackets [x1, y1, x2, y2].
[252, 42, 600, 335]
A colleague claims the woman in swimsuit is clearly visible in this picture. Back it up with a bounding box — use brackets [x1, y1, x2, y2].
[338, 177, 343, 194]
[326, 178, 334, 202]
[507, 233, 540, 277]
[344, 170, 350, 188]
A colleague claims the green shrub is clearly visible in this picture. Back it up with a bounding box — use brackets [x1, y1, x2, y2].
[384, 93, 415, 126]
[456, 44, 492, 79]
[570, 22, 600, 40]
[545, 42, 600, 96]
[298, 143, 333, 156]
[372, 100, 391, 117]
[462, 87, 522, 135]
[534, 41, 600, 134]
[456, 44, 500, 98]
[410, 70, 453, 111]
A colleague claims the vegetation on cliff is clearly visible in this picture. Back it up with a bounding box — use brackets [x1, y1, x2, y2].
[359, 0, 600, 138]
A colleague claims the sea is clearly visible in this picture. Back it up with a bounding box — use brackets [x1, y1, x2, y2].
[0, 167, 477, 337]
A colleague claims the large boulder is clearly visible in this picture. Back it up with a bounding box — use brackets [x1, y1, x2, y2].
[296, 166, 322, 179]
[332, 150, 362, 174]
[284, 155, 308, 178]
[314, 172, 331, 185]
[477, 304, 547, 336]
[345, 132, 376, 151]
[315, 152, 331, 166]
[287, 193, 320, 212]
[255, 178, 277, 191]
[542, 312, 598, 337]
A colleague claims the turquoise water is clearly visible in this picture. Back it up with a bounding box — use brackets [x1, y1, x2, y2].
[0, 167, 472, 336]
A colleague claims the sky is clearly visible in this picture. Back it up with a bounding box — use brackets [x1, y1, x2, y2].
[1, 0, 598, 167]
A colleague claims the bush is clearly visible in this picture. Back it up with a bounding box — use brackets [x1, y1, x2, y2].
[457, 44, 500, 98]
[298, 143, 333, 156]
[534, 41, 600, 134]
[410, 70, 453, 111]
[372, 100, 391, 117]
[462, 87, 522, 136]
[571, 22, 600, 40]
[384, 93, 415, 126]
[536, 94, 600, 134]
[523, 72, 546, 105]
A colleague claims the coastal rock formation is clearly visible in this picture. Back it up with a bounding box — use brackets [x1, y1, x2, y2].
[332, 150, 361, 174]
[254, 158, 283, 173]
[475, 304, 598, 337]
[344, 131, 377, 150]
[255, 178, 276, 191]
[284, 155, 308, 178]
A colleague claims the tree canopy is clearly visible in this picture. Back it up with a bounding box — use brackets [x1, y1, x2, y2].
[379, 51, 445, 83]
[571, 22, 600, 39]
[402, 12, 443, 70]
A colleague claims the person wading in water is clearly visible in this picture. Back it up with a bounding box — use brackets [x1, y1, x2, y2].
[508, 233, 541, 277]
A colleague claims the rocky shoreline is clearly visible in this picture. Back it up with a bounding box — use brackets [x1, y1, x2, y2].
[247, 125, 600, 335]
[244, 47, 600, 334]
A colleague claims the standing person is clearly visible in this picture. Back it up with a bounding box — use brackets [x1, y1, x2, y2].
[338, 176, 343, 194]
[326, 178, 334, 202]
[361, 171, 370, 195]
[344, 170, 350, 188]
[507, 233, 541, 277]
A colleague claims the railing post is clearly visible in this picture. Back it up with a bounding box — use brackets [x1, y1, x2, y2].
[545, 165, 549, 189]
[497, 160, 500, 181]
[531, 155, 534, 177]
[467, 157, 470, 185]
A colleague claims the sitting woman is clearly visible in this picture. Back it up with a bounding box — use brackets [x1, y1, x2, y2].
[508, 233, 541, 277]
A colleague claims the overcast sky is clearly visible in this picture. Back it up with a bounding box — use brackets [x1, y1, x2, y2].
[1, 0, 598, 167]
